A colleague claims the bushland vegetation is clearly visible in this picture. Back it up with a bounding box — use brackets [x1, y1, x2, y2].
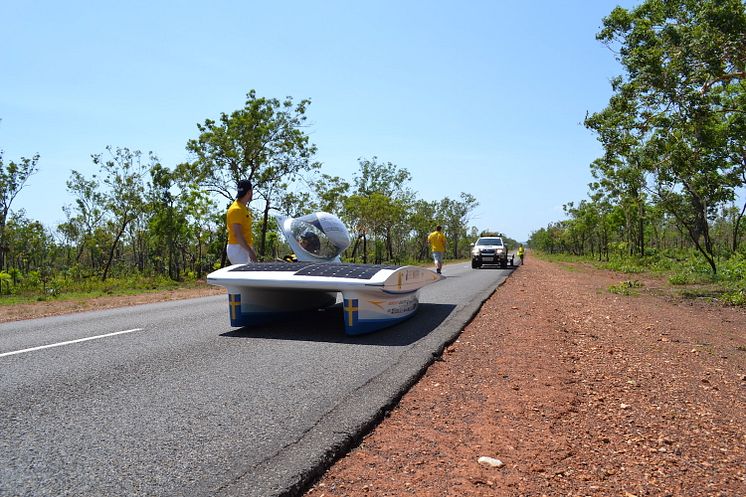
[529, 0, 746, 304]
[0, 93, 494, 302]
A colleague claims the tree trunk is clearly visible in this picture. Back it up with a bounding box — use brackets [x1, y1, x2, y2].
[102, 220, 129, 281]
[386, 227, 394, 261]
[259, 201, 271, 258]
[638, 201, 645, 256]
[0, 222, 6, 271]
[732, 201, 746, 253]
[196, 233, 204, 279]
[675, 202, 717, 275]
[363, 234, 368, 264]
[0, 213, 8, 271]
[349, 234, 361, 262]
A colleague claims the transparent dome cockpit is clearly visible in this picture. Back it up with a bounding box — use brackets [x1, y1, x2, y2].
[275, 211, 351, 262]
[289, 219, 343, 260]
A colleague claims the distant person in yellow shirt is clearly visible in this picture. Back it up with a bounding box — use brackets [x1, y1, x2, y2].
[427, 225, 446, 274]
[226, 179, 258, 265]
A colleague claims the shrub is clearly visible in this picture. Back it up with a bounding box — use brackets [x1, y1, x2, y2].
[608, 280, 643, 295]
[0, 272, 12, 295]
[719, 289, 746, 306]
[718, 253, 746, 283]
[668, 272, 694, 285]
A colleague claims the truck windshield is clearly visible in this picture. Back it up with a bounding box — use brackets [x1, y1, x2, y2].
[477, 238, 503, 246]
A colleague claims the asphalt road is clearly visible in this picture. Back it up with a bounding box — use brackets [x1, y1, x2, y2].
[0, 261, 515, 497]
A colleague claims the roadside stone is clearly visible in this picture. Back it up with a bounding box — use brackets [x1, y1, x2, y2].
[478, 456, 505, 468]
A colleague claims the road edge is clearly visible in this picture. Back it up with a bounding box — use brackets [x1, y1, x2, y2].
[225, 268, 515, 497]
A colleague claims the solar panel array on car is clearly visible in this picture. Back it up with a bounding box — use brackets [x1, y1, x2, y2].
[229, 262, 314, 272]
[228, 262, 401, 280]
[294, 263, 400, 279]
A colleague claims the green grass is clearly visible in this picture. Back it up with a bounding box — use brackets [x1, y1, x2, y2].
[678, 288, 722, 300]
[535, 249, 746, 307]
[608, 280, 644, 296]
[720, 288, 746, 306]
[0, 276, 210, 307]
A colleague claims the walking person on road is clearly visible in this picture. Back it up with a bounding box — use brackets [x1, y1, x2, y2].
[226, 179, 258, 265]
[427, 225, 447, 274]
[517, 243, 525, 265]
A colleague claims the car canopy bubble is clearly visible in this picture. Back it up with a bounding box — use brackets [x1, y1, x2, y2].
[275, 212, 351, 262]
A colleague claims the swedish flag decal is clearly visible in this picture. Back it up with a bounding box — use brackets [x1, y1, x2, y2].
[343, 298, 359, 330]
[228, 294, 242, 326]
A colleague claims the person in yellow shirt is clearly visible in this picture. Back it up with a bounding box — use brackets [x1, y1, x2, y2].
[226, 179, 258, 265]
[517, 243, 525, 265]
[427, 225, 446, 274]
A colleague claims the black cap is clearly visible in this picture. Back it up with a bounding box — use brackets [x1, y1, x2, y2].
[237, 180, 252, 199]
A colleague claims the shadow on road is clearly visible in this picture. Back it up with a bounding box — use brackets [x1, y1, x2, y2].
[219, 302, 456, 346]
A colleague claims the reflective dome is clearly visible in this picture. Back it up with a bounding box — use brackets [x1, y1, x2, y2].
[275, 212, 351, 262]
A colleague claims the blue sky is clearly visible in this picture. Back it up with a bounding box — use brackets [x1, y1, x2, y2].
[1, 0, 639, 242]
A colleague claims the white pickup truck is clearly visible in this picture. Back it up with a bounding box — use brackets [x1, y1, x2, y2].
[471, 236, 510, 268]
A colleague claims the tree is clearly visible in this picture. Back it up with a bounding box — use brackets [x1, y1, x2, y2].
[346, 192, 406, 263]
[353, 157, 413, 199]
[185, 90, 319, 257]
[0, 149, 39, 270]
[61, 170, 106, 266]
[172, 162, 222, 277]
[439, 193, 479, 259]
[147, 163, 183, 279]
[5, 212, 53, 276]
[309, 173, 350, 217]
[723, 74, 746, 252]
[594, 0, 746, 273]
[93, 147, 149, 281]
[408, 199, 438, 260]
[346, 158, 414, 262]
[585, 84, 650, 257]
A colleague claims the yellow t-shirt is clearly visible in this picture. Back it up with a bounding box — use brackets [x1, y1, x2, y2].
[226, 200, 253, 245]
[427, 230, 446, 252]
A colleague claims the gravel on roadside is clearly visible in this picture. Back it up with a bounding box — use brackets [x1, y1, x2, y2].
[304, 257, 746, 496]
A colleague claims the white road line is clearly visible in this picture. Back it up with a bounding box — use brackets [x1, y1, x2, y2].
[0, 328, 144, 358]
